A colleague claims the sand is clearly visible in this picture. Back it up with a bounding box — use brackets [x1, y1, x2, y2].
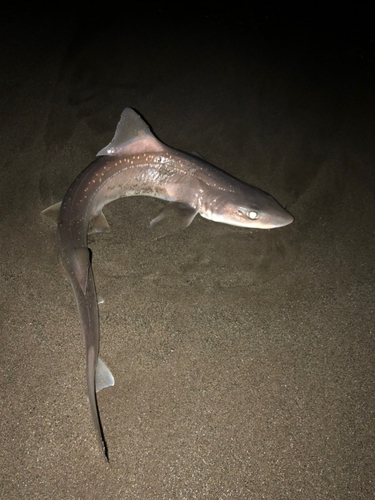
[1, 4, 374, 499]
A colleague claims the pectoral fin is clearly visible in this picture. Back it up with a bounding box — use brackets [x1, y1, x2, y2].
[95, 358, 115, 393]
[149, 202, 198, 232]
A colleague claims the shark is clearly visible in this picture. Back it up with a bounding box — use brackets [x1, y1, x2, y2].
[42, 108, 293, 460]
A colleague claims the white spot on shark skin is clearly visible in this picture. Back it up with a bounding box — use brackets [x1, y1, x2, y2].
[154, 156, 172, 164]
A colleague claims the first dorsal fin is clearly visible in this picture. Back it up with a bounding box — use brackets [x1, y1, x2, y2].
[97, 108, 165, 157]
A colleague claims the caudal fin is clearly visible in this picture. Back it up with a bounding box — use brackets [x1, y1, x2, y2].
[87, 347, 112, 461]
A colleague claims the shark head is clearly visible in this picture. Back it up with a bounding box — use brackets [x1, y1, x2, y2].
[200, 184, 294, 229]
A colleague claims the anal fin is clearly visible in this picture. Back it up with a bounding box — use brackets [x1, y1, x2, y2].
[89, 211, 110, 235]
[95, 358, 115, 393]
[75, 247, 91, 294]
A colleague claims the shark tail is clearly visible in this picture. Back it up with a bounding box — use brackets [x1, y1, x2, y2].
[87, 347, 113, 461]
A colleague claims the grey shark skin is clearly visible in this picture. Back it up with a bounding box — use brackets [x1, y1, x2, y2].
[43, 108, 293, 460]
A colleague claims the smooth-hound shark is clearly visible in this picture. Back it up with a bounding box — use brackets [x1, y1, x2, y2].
[42, 108, 293, 460]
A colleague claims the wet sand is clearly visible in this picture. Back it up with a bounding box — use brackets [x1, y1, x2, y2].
[1, 4, 374, 499]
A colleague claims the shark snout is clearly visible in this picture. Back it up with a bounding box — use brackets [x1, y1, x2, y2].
[271, 209, 294, 228]
[260, 191, 294, 228]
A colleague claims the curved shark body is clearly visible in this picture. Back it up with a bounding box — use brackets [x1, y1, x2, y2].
[43, 108, 293, 460]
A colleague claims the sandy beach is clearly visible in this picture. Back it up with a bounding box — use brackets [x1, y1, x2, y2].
[1, 4, 374, 498]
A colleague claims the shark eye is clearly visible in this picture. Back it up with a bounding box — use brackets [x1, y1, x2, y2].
[247, 210, 259, 220]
